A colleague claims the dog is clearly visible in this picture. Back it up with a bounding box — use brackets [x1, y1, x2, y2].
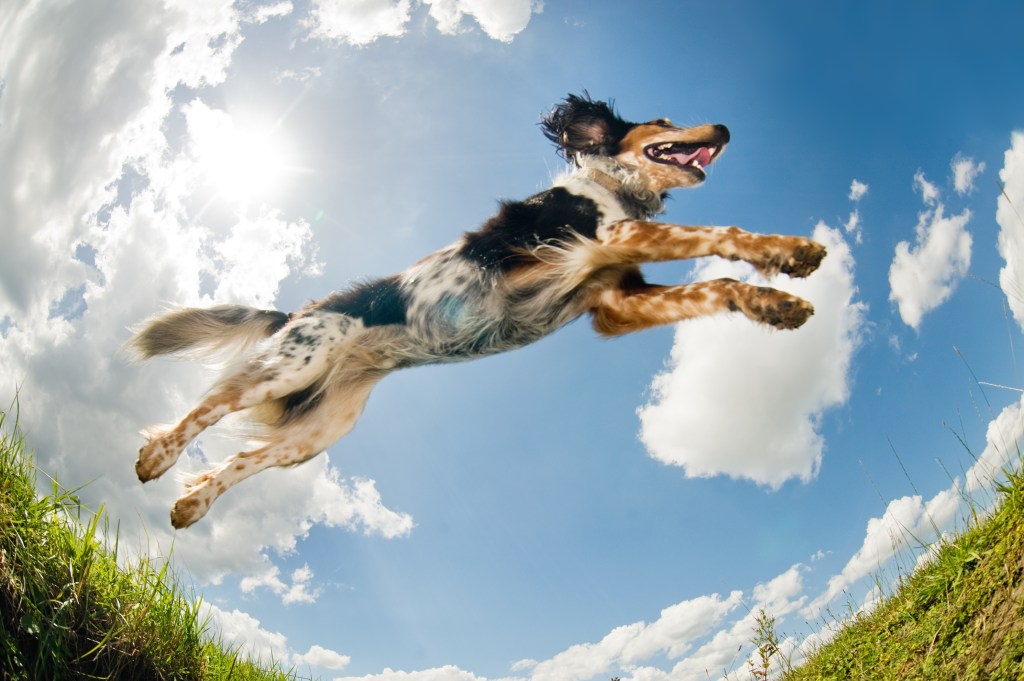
[129, 93, 826, 528]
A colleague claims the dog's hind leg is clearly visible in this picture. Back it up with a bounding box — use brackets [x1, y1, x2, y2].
[168, 377, 377, 528]
[591, 278, 814, 336]
[136, 312, 362, 482]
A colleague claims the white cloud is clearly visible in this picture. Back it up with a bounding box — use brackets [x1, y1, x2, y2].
[525, 591, 743, 681]
[167, 455, 413, 585]
[241, 563, 322, 605]
[203, 603, 291, 664]
[952, 153, 985, 195]
[272, 66, 322, 83]
[888, 171, 972, 330]
[246, 0, 294, 24]
[803, 494, 927, 618]
[424, 0, 543, 42]
[509, 659, 536, 672]
[302, 0, 540, 45]
[997, 132, 1024, 332]
[913, 169, 941, 206]
[843, 209, 863, 243]
[964, 395, 1024, 496]
[296, 644, 352, 671]
[844, 179, 868, 243]
[638, 224, 865, 488]
[752, 564, 806, 615]
[304, 0, 412, 46]
[335, 666, 495, 681]
[203, 603, 351, 672]
[848, 179, 869, 202]
[659, 566, 805, 681]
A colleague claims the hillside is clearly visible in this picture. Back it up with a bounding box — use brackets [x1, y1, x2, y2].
[785, 467, 1024, 680]
[0, 408, 299, 680]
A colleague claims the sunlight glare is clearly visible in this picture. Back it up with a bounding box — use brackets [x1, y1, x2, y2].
[199, 123, 292, 205]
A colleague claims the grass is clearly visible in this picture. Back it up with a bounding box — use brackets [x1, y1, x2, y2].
[781, 465, 1024, 680]
[0, 406, 301, 680]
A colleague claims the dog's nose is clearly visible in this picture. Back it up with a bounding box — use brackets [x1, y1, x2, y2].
[714, 124, 730, 143]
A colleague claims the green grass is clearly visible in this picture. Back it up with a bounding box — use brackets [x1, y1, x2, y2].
[784, 466, 1024, 680]
[0, 407, 302, 680]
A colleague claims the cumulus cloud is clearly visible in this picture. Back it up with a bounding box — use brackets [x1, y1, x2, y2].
[425, 0, 543, 42]
[848, 179, 869, 202]
[241, 563, 322, 605]
[246, 0, 294, 24]
[951, 153, 985, 195]
[888, 170, 972, 330]
[803, 494, 930, 618]
[303, 0, 541, 45]
[843, 179, 868, 243]
[997, 132, 1024, 332]
[638, 224, 865, 488]
[296, 643, 352, 671]
[525, 591, 743, 681]
[964, 395, 1024, 496]
[513, 565, 806, 681]
[914, 170, 941, 206]
[304, 0, 412, 45]
[335, 666, 494, 681]
[203, 603, 351, 672]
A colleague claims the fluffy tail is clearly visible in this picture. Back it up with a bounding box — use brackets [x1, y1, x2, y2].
[128, 305, 290, 361]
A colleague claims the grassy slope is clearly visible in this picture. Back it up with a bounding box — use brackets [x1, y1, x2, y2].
[786, 469, 1024, 680]
[0, 409, 299, 681]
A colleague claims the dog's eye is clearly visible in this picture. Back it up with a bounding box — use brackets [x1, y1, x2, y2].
[651, 118, 673, 127]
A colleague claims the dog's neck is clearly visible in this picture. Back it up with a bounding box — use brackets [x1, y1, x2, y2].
[577, 156, 665, 219]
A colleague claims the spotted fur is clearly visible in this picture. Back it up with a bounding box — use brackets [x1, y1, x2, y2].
[130, 93, 827, 528]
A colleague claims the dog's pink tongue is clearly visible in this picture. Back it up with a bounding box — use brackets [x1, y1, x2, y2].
[669, 146, 713, 167]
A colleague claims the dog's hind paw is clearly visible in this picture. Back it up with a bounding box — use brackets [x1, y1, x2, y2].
[136, 429, 184, 482]
[170, 483, 214, 529]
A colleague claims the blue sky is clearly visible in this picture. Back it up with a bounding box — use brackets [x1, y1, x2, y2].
[4, 1, 1024, 679]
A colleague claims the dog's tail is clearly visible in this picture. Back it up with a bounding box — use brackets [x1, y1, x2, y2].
[128, 305, 289, 361]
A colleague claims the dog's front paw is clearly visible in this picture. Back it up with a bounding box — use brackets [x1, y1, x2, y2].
[747, 287, 815, 330]
[781, 240, 827, 278]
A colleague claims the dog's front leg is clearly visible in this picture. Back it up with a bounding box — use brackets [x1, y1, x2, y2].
[590, 279, 814, 336]
[596, 221, 826, 278]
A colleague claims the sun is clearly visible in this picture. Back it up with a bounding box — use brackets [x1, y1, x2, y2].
[185, 101, 296, 208]
[201, 126, 291, 205]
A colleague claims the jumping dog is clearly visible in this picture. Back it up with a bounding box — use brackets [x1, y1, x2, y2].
[130, 93, 826, 528]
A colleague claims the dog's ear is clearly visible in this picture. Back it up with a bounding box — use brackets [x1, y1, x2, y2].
[541, 92, 633, 164]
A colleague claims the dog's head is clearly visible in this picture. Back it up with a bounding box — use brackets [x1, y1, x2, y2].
[541, 93, 729, 191]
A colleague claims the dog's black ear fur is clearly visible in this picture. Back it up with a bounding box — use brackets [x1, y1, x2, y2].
[541, 92, 634, 164]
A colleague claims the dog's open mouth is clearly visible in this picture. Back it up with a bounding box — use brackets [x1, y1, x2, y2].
[645, 143, 719, 172]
